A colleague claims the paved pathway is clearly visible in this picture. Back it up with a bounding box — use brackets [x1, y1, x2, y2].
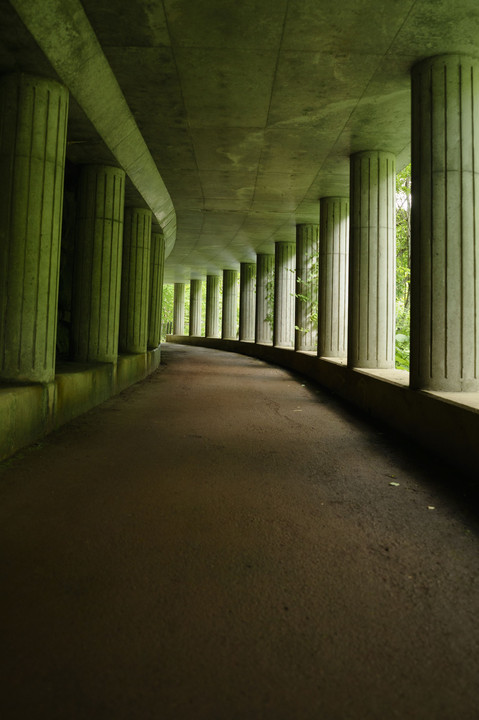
[0, 344, 478, 719]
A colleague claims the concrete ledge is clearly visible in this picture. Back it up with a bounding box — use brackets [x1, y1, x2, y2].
[116, 347, 162, 393]
[0, 383, 49, 460]
[167, 335, 479, 478]
[147, 346, 162, 375]
[0, 347, 162, 462]
[116, 353, 148, 393]
[54, 361, 115, 428]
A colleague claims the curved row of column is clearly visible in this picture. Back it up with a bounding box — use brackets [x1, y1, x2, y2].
[172, 53, 479, 393]
[3, 53, 479, 396]
[0, 73, 166, 385]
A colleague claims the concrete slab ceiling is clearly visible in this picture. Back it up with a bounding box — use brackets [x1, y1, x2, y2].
[1, 0, 479, 281]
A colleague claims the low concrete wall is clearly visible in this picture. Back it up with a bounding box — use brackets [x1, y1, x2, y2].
[167, 335, 479, 478]
[0, 347, 161, 462]
[53, 361, 116, 429]
[0, 384, 49, 461]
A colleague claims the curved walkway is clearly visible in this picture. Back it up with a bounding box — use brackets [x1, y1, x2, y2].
[1, 344, 478, 720]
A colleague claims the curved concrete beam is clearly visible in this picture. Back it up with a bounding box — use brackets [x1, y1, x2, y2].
[10, 0, 176, 257]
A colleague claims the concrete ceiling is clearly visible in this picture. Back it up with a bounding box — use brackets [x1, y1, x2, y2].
[2, 0, 479, 281]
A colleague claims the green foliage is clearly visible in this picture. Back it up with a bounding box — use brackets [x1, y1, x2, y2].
[201, 281, 206, 336]
[264, 265, 275, 331]
[395, 164, 411, 370]
[160, 283, 191, 338]
[184, 285, 190, 334]
[218, 277, 223, 326]
[236, 273, 241, 332]
[161, 283, 174, 339]
[295, 253, 318, 334]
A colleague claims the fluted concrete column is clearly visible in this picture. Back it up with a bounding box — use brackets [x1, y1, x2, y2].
[410, 55, 479, 391]
[273, 242, 296, 348]
[222, 269, 238, 340]
[148, 232, 165, 349]
[173, 283, 185, 335]
[319, 197, 349, 358]
[348, 151, 396, 369]
[255, 254, 274, 345]
[295, 224, 319, 352]
[205, 276, 220, 338]
[239, 262, 256, 342]
[72, 165, 125, 362]
[119, 208, 151, 354]
[0, 74, 68, 383]
[189, 279, 202, 336]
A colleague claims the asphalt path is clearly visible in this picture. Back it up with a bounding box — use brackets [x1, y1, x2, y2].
[0, 343, 478, 719]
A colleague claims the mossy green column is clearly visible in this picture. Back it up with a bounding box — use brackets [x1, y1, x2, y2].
[173, 283, 185, 335]
[410, 55, 479, 391]
[119, 208, 151, 354]
[255, 254, 274, 345]
[348, 151, 396, 369]
[72, 165, 125, 362]
[295, 224, 319, 352]
[205, 275, 220, 338]
[273, 241, 296, 348]
[189, 279, 202, 337]
[239, 262, 256, 342]
[147, 232, 166, 349]
[0, 74, 68, 383]
[222, 269, 238, 340]
[318, 197, 349, 359]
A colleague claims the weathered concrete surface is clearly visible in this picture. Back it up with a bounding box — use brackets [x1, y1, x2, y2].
[348, 151, 396, 370]
[239, 262, 256, 342]
[189, 279, 203, 337]
[0, 73, 69, 384]
[410, 54, 479, 391]
[205, 275, 221, 338]
[295, 224, 319, 352]
[8, 0, 177, 255]
[147, 232, 166, 349]
[119, 208, 152, 354]
[173, 282, 186, 336]
[319, 197, 349, 359]
[273, 241, 296, 348]
[168, 335, 479, 476]
[222, 269, 238, 340]
[255, 253, 274, 345]
[0, 349, 161, 462]
[0, 343, 478, 719]
[72, 164, 125, 363]
[4, 2, 479, 279]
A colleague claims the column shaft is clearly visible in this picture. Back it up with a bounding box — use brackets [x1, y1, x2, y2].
[148, 232, 165, 349]
[255, 254, 274, 344]
[72, 165, 125, 362]
[189, 279, 202, 336]
[295, 224, 319, 352]
[205, 275, 220, 338]
[318, 197, 349, 358]
[173, 283, 185, 335]
[348, 151, 396, 368]
[273, 242, 296, 348]
[410, 54, 479, 391]
[222, 269, 238, 340]
[119, 208, 151, 354]
[239, 262, 256, 342]
[0, 74, 69, 383]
